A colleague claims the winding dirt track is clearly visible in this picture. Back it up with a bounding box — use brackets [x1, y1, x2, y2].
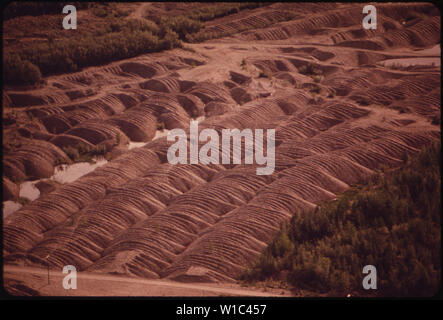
[2, 2, 440, 295]
[128, 2, 152, 20]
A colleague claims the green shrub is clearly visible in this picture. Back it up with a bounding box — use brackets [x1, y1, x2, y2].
[157, 121, 166, 131]
[116, 133, 122, 145]
[62, 143, 109, 163]
[186, 3, 266, 22]
[62, 146, 80, 161]
[159, 16, 202, 40]
[158, 3, 291, 44]
[115, 8, 130, 18]
[17, 196, 31, 206]
[160, 29, 182, 50]
[311, 75, 324, 83]
[298, 63, 323, 76]
[125, 18, 160, 34]
[3, 55, 42, 85]
[269, 229, 294, 258]
[92, 7, 108, 18]
[258, 70, 272, 79]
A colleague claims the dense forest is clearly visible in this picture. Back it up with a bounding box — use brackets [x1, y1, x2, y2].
[241, 142, 441, 297]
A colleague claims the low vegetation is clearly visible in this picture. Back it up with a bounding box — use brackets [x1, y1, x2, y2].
[381, 61, 437, 71]
[157, 121, 166, 131]
[240, 59, 247, 69]
[158, 16, 203, 41]
[353, 96, 371, 106]
[17, 196, 31, 206]
[4, 55, 42, 85]
[384, 62, 406, 70]
[185, 10, 295, 43]
[258, 69, 272, 79]
[62, 143, 109, 163]
[4, 27, 180, 85]
[91, 3, 130, 19]
[298, 63, 323, 76]
[3, 2, 89, 20]
[185, 3, 265, 22]
[431, 115, 440, 125]
[3, 2, 295, 86]
[3, 3, 177, 86]
[311, 75, 324, 83]
[241, 142, 441, 297]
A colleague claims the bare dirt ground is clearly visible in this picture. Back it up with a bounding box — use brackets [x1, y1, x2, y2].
[2, 2, 440, 296]
[3, 265, 290, 296]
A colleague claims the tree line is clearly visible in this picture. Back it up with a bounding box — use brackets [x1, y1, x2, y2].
[241, 142, 441, 297]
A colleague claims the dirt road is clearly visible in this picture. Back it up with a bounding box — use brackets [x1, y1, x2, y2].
[3, 265, 291, 297]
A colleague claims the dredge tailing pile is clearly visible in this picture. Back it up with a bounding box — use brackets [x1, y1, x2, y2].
[3, 3, 440, 283]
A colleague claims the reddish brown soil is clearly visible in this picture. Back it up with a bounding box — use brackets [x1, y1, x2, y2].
[2, 2, 440, 296]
